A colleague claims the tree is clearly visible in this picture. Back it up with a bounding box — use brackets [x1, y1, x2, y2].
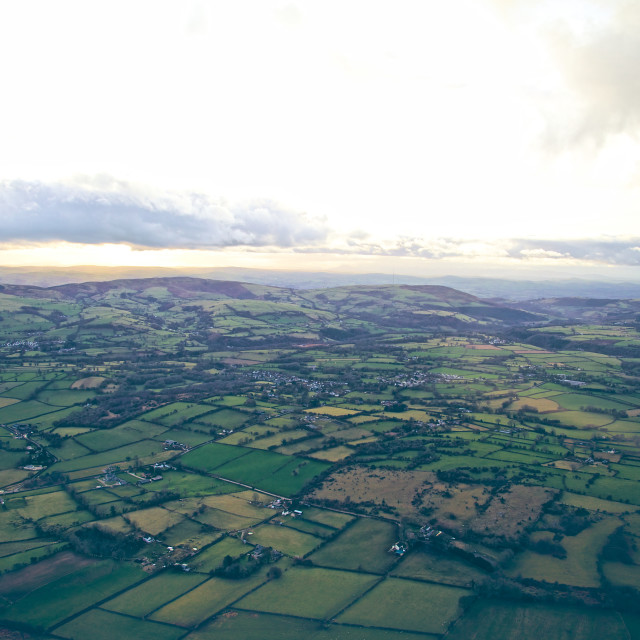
[267, 566, 282, 580]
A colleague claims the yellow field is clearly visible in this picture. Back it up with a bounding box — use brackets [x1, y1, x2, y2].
[507, 517, 621, 587]
[510, 398, 560, 412]
[125, 507, 184, 536]
[71, 376, 106, 389]
[309, 446, 354, 462]
[559, 492, 630, 513]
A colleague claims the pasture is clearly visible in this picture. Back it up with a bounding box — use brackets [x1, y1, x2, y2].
[150, 567, 274, 627]
[235, 566, 379, 619]
[310, 519, 397, 573]
[103, 570, 207, 617]
[338, 578, 469, 634]
[56, 609, 185, 640]
[447, 600, 630, 640]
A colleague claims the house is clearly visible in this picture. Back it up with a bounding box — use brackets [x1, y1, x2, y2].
[389, 542, 407, 556]
[250, 544, 265, 560]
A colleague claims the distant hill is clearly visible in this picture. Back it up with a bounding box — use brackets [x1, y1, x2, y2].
[0, 277, 542, 345]
[0, 266, 638, 301]
[518, 297, 640, 324]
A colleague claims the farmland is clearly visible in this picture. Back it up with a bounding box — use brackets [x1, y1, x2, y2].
[0, 276, 638, 639]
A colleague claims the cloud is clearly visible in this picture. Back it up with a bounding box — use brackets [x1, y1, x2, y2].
[2, 176, 638, 268]
[541, 1, 640, 149]
[298, 235, 640, 266]
[507, 238, 640, 265]
[0, 177, 328, 249]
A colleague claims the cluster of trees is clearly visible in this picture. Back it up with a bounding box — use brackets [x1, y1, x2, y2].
[68, 526, 144, 559]
[212, 547, 282, 580]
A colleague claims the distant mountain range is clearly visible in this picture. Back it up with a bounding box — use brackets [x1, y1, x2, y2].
[0, 276, 541, 340]
[0, 265, 639, 301]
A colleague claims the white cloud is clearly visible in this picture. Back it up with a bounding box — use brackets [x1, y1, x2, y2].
[540, 1, 640, 149]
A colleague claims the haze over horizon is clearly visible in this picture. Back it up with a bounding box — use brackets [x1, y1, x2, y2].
[1, 1, 639, 279]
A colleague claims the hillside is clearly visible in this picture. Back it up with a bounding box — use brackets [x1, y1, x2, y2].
[0, 278, 541, 356]
[2, 266, 640, 301]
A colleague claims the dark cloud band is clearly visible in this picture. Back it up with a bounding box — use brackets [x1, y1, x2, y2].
[0, 178, 328, 249]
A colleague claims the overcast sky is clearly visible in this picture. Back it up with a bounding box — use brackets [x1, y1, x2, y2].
[1, 0, 639, 277]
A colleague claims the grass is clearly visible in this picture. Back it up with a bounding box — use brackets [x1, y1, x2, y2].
[247, 430, 311, 450]
[0, 559, 145, 629]
[548, 411, 612, 428]
[338, 577, 468, 634]
[507, 516, 621, 587]
[0, 539, 54, 559]
[186, 611, 324, 640]
[392, 547, 487, 586]
[141, 402, 213, 426]
[446, 599, 629, 640]
[48, 439, 166, 473]
[283, 517, 335, 538]
[15, 491, 78, 521]
[180, 442, 251, 473]
[190, 536, 249, 572]
[143, 471, 237, 498]
[212, 449, 292, 484]
[602, 562, 640, 589]
[0, 449, 27, 471]
[0, 542, 68, 574]
[299, 507, 355, 529]
[553, 393, 629, 412]
[249, 522, 322, 556]
[195, 507, 261, 531]
[56, 608, 185, 640]
[77, 420, 167, 451]
[235, 566, 378, 619]
[194, 408, 250, 429]
[256, 457, 330, 496]
[191, 613, 433, 640]
[150, 566, 274, 627]
[310, 518, 398, 573]
[102, 570, 207, 616]
[161, 519, 219, 549]
[125, 507, 185, 536]
[36, 388, 96, 406]
[559, 492, 631, 513]
[0, 400, 58, 424]
[510, 398, 559, 412]
[200, 491, 268, 517]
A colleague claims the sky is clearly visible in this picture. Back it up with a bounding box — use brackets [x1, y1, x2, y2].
[1, 0, 639, 279]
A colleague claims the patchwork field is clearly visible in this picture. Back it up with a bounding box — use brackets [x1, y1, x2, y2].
[0, 280, 639, 639]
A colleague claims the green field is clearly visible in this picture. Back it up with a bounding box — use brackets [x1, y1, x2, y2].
[249, 522, 322, 556]
[507, 517, 621, 587]
[310, 518, 398, 573]
[447, 600, 631, 640]
[235, 566, 379, 619]
[0, 559, 145, 629]
[150, 567, 275, 627]
[102, 570, 207, 616]
[338, 577, 468, 634]
[392, 547, 487, 586]
[56, 608, 185, 640]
